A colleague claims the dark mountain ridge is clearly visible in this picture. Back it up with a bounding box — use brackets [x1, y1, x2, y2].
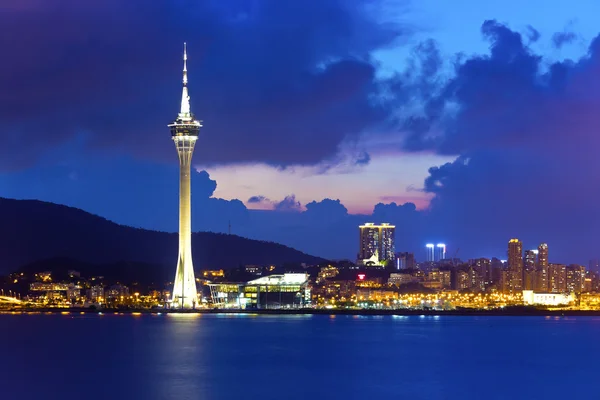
[0, 198, 326, 274]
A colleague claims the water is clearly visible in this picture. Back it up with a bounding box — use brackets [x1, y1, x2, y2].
[1, 313, 598, 399]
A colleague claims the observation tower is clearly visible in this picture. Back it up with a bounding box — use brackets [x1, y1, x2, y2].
[168, 43, 201, 308]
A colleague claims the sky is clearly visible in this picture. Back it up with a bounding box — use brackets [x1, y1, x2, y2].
[1, 0, 600, 264]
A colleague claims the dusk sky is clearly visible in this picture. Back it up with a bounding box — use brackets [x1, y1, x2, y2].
[2, 0, 600, 263]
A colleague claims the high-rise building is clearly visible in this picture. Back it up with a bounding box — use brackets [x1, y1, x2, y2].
[566, 265, 586, 294]
[507, 238, 523, 291]
[170, 43, 201, 308]
[425, 244, 435, 262]
[358, 223, 395, 263]
[536, 243, 549, 292]
[548, 263, 567, 293]
[523, 249, 537, 290]
[589, 259, 599, 272]
[470, 258, 492, 288]
[435, 244, 447, 261]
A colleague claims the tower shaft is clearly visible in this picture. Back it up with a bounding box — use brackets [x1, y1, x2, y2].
[172, 138, 197, 308]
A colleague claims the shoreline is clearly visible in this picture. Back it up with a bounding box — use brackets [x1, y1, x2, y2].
[2, 307, 600, 317]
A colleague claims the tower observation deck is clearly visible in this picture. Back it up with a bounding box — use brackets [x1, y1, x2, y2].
[168, 43, 202, 308]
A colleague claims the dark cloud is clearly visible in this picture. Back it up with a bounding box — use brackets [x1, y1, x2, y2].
[0, 0, 405, 171]
[552, 31, 578, 48]
[247, 195, 269, 204]
[400, 20, 600, 261]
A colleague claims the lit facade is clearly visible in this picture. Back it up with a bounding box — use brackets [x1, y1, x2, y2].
[425, 244, 435, 262]
[507, 238, 523, 291]
[522, 290, 575, 306]
[435, 244, 447, 261]
[170, 43, 201, 308]
[536, 243, 549, 291]
[523, 249, 537, 290]
[358, 223, 395, 265]
[208, 273, 310, 309]
[548, 263, 567, 293]
[566, 265, 586, 294]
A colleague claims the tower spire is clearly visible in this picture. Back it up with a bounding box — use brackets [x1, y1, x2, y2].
[179, 42, 191, 119]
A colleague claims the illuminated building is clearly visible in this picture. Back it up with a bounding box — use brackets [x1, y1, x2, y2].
[201, 270, 225, 278]
[507, 238, 523, 292]
[536, 243, 549, 292]
[208, 273, 310, 309]
[356, 289, 398, 302]
[358, 223, 395, 265]
[30, 282, 81, 299]
[426, 269, 452, 288]
[388, 273, 416, 286]
[523, 249, 537, 290]
[566, 265, 586, 294]
[455, 270, 470, 291]
[471, 258, 492, 287]
[317, 265, 339, 282]
[435, 243, 447, 261]
[170, 43, 201, 308]
[548, 264, 567, 293]
[425, 244, 435, 262]
[522, 290, 575, 306]
[106, 284, 129, 301]
[87, 285, 104, 303]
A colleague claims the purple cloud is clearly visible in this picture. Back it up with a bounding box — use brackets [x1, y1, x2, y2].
[0, 0, 406, 171]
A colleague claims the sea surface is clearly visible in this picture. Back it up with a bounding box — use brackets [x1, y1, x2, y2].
[1, 313, 598, 400]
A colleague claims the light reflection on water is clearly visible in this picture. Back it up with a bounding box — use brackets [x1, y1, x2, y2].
[1, 314, 600, 399]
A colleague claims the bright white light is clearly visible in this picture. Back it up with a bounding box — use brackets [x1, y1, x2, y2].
[426, 243, 435, 248]
[436, 243, 446, 248]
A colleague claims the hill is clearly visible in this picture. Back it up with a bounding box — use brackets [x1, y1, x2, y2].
[0, 198, 326, 275]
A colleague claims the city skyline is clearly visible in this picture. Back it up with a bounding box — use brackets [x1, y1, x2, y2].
[2, 1, 600, 263]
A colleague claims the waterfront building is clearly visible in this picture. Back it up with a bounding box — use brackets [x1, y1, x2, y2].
[522, 290, 575, 306]
[523, 249, 537, 290]
[536, 243, 549, 291]
[548, 264, 567, 293]
[208, 273, 310, 309]
[106, 284, 129, 302]
[470, 258, 492, 287]
[87, 285, 104, 303]
[30, 282, 81, 300]
[566, 265, 586, 294]
[508, 238, 523, 291]
[358, 223, 395, 265]
[169, 43, 202, 308]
